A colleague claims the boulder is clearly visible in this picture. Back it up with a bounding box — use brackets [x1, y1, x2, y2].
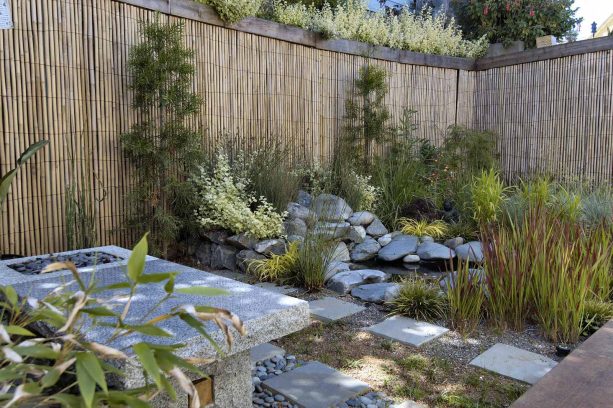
[200, 230, 229, 245]
[421, 236, 434, 243]
[326, 269, 389, 294]
[366, 218, 388, 237]
[287, 235, 304, 243]
[210, 244, 238, 270]
[350, 237, 381, 262]
[444, 237, 465, 250]
[226, 233, 258, 250]
[313, 221, 350, 239]
[351, 283, 401, 303]
[296, 190, 312, 208]
[283, 218, 307, 237]
[194, 241, 212, 265]
[311, 194, 353, 221]
[347, 211, 375, 226]
[403, 254, 420, 263]
[346, 226, 367, 243]
[455, 241, 484, 263]
[254, 239, 286, 256]
[416, 241, 455, 261]
[377, 234, 393, 247]
[236, 249, 266, 272]
[324, 261, 351, 283]
[378, 235, 419, 261]
[331, 242, 351, 262]
[439, 268, 485, 291]
[287, 202, 311, 220]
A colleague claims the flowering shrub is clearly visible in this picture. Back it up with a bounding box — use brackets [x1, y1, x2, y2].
[192, 152, 286, 238]
[452, 0, 581, 47]
[271, 0, 488, 58]
[198, 0, 263, 23]
[352, 171, 381, 211]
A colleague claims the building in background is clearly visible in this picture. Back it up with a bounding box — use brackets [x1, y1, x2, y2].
[595, 14, 613, 37]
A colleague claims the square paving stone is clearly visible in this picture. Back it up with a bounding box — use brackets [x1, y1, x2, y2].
[469, 343, 557, 384]
[253, 282, 298, 295]
[309, 297, 365, 322]
[250, 343, 285, 368]
[263, 361, 370, 408]
[366, 316, 448, 347]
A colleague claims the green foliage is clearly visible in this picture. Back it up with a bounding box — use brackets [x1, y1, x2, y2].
[387, 278, 448, 321]
[291, 233, 337, 291]
[581, 186, 613, 227]
[270, 0, 488, 57]
[121, 18, 203, 257]
[398, 219, 449, 238]
[198, 0, 263, 23]
[0, 140, 48, 208]
[191, 151, 285, 239]
[0, 234, 245, 407]
[247, 242, 299, 281]
[446, 260, 485, 336]
[452, 0, 582, 48]
[581, 299, 613, 336]
[471, 169, 507, 226]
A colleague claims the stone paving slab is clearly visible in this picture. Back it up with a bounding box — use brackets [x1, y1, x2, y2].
[470, 343, 557, 384]
[309, 297, 365, 322]
[392, 401, 428, 408]
[253, 282, 299, 295]
[366, 316, 448, 347]
[250, 343, 285, 368]
[263, 361, 370, 408]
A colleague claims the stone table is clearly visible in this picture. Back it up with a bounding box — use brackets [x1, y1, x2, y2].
[2, 248, 309, 408]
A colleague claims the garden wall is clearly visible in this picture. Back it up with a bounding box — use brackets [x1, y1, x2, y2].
[0, 0, 612, 255]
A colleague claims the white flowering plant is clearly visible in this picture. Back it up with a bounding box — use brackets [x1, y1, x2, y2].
[198, 0, 263, 23]
[191, 151, 286, 239]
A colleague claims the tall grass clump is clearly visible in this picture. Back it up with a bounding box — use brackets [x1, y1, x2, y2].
[292, 233, 337, 291]
[471, 169, 507, 226]
[388, 279, 448, 321]
[247, 242, 299, 282]
[398, 219, 448, 238]
[446, 259, 485, 336]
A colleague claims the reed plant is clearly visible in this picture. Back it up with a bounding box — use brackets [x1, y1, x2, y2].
[292, 233, 337, 291]
[471, 169, 507, 226]
[446, 259, 485, 336]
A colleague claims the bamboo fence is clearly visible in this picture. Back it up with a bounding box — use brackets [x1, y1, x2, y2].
[0, 0, 611, 255]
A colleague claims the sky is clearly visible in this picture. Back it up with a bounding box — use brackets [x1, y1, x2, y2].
[574, 0, 613, 39]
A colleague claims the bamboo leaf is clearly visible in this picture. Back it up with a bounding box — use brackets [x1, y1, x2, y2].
[128, 234, 149, 282]
[133, 343, 163, 389]
[5, 325, 35, 337]
[175, 287, 228, 297]
[17, 140, 49, 166]
[76, 352, 107, 393]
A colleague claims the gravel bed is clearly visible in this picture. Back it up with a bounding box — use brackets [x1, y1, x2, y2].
[251, 354, 304, 408]
[337, 391, 394, 407]
[8, 251, 122, 275]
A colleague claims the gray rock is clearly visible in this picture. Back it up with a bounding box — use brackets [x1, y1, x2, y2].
[421, 236, 434, 243]
[194, 241, 212, 265]
[350, 238, 381, 262]
[455, 241, 484, 263]
[324, 261, 351, 282]
[254, 239, 287, 256]
[377, 234, 393, 247]
[287, 202, 311, 220]
[326, 269, 389, 294]
[226, 233, 258, 250]
[444, 237, 465, 250]
[313, 222, 350, 239]
[402, 254, 420, 263]
[287, 235, 304, 243]
[366, 218, 388, 237]
[284, 218, 307, 237]
[331, 242, 351, 262]
[236, 249, 266, 272]
[347, 211, 375, 226]
[377, 235, 419, 261]
[351, 283, 401, 303]
[312, 194, 353, 221]
[416, 241, 455, 260]
[297, 190, 312, 208]
[346, 226, 367, 243]
[200, 229, 229, 245]
[439, 268, 485, 291]
[210, 244, 238, 270]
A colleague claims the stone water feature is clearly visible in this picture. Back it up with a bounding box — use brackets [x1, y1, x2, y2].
[0, 246, 309, 407]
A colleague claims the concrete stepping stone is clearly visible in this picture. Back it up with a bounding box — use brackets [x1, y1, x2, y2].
[250, 343, 285, 368]
[253, 282, 298, 295]
[469, 343, 557, 384]
[366, 316, 449, 347]
[392, 401, 428, 408]
[309, 297, 365, 322]
[263, 361, 370, 408]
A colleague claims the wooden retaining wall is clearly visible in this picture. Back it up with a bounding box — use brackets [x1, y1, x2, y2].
[0, 0, 612, 255]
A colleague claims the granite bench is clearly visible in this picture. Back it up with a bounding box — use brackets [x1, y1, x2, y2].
[0, 246, 310, 407]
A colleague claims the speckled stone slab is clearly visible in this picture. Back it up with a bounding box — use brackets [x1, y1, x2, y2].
[250, 343, 285, 368]
[263, 361, 370, 408]
[9, 259, 310, 359]
[308, 297, 365, 322]
[366, 316, 448, 347]
[470, 343, 557, 384]
[253, 282, 299, 295]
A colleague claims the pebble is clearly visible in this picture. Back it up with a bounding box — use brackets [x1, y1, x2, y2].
[8, 251, 122, 275]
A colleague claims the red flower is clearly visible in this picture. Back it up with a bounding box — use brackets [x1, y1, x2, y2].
[529, 8, 535, 17]
[484, 5, 489, 15]
[506, 2, 511, 11]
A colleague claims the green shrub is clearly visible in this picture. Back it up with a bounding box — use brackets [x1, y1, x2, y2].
[291, 233, 336, 291]
[387, 279, 448, 321]
[581, 186, 613, 227]
[199, 0, 263, 23]
[446, 259, 485, 336]
[0, 234, 244, 407]
[581, 299, 613, 336]
[398, 219, 448, 238]
[471, 169, 507, 226]
[247, 242, 299, 282]
[191, 151, 285, 239]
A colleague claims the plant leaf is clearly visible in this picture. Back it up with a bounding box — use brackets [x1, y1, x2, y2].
[3, 287, 18, 306]
[133, 343, 163, 389]
[128, 234, 149, 282]
[17, 140, 49, 166]
[76, 352, 107, 393]
[0, 169, 18, 206]
[175, 287, 229, 297]
[5, 325, 34, 337]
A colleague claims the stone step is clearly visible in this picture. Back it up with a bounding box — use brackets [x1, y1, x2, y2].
[469, 343, 557, 384]
[262, 361, 370, 408]
[309, 297, 365, 322]
[250, 343, 286, 369]
[365, 316, 449, 347]
[253, 282, 299, 295]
